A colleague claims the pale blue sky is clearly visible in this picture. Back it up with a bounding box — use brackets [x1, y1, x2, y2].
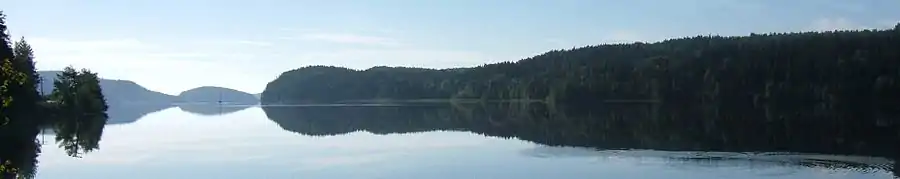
[3, 0, 899, 94]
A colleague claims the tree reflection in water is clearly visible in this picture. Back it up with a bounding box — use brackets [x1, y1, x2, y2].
[263, 102, 900, 178]
[0, 105, 107, 179]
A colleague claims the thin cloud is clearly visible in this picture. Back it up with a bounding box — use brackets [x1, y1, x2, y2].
[190, 39, 275, 47]
[277, 27, 319, 32]
[28, 38, 156, 53]
[287, 33, 403, 46]
[289, 49, 499, 70]
[26, 37, 269, 94]
[544, 38, 568, 47]
[233, 40, 273, 47]
[715, 0, 765, 13]
[877, 20, 899, 28]
[827, 1, 867, 13]
[808, 18, 870, 31]
[603, 30, 653, 44]
[149, 52, 214, 59]
[807, 18, 900, 32]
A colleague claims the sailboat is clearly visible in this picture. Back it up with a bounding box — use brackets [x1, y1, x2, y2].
[216, 90, 224, 115]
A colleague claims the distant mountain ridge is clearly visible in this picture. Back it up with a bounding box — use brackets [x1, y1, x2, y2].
[38, 71, 258, 105]
[38, 71, 177, 105]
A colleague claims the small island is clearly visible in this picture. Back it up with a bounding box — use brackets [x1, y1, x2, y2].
[178, 86, 259, 105]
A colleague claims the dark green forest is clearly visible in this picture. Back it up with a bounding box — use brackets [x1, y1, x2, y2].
[0, 11, 109, 179]
[263, 26, 900, 116]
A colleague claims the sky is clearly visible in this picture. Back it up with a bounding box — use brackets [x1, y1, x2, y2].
[3, 0, 899, 95]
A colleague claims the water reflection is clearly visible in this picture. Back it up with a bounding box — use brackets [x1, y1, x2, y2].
[177, 104, 253, 116]
[522, 146, 893, 173]
[8, 101, 899, 179]
[0, 105, 108, 178]
[106, 104, 172, 125]
[261, 102, 900, 178]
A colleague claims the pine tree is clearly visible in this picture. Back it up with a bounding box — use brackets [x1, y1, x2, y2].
[75, 69, 107, 117]
[0, 11, 16, 108]
[51, 67, 79, 114]
[0, 11, 12, 60]
[13, 38, 40, 99]
[0, 10, 32, 179]
[48, 67, 108, 158]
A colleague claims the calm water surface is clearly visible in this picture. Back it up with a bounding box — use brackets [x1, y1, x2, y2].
[33, 104, 898, 179]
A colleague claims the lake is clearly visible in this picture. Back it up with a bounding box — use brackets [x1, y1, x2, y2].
[31, 103, 900, 179]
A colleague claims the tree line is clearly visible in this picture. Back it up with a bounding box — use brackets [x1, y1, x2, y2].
[0, 11, 109, 179]
[262, 25, 900, 116]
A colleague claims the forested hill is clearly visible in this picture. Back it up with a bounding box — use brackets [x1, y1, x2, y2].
[178, 86, 258, 104]
[262, 66, 462, 103]
[262, 26, 900, 110]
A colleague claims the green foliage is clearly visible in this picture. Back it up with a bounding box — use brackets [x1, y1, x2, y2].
[0, 11, 108, 179]
[1, 59, 25, 107]
[262, 66, 461, 103]
[262, 27, 900, 114]
[0, 9, 19, 123]
[0, 10, 34, 179]
[12, 38, 40, 98]
[48, 67, 109, 158]
[2, 37, 40, 128]
[1, 65, 108, 179]
[0, 58, 25, 127]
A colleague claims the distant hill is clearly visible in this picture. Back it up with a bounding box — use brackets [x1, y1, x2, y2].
[38, 71, 177, 105]
[178, 86, 259, 105]
[39, 71, 257, 106]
